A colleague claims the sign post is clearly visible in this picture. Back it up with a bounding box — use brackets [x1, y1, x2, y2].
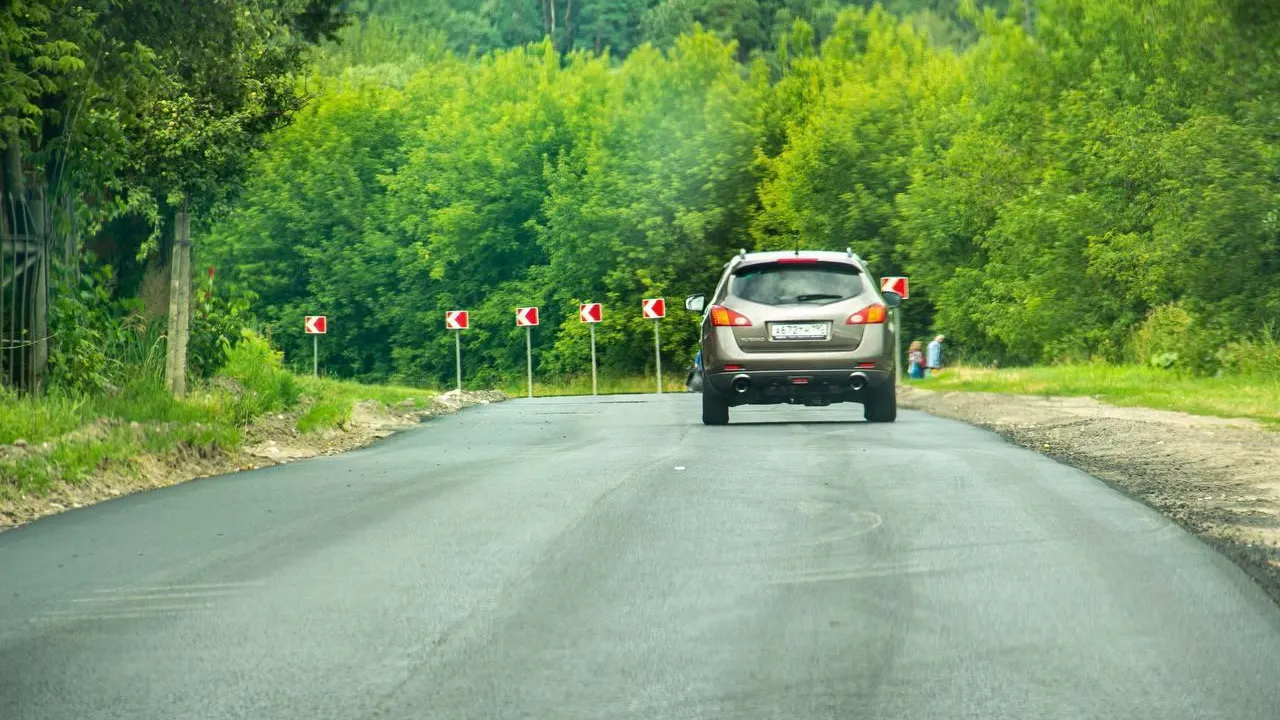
[642, 298, 666, 394]
[879, 277, 909, 383]
[579, 303, 602, 396]
[304, 315, 327, 377]
[516, 307, 539, 398]
[446, 311, 469, 393]
[894, 311, 902, 383]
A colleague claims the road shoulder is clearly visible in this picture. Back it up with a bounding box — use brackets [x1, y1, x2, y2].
[899, 386, 1280, 605]
[0, 390, 505, 532]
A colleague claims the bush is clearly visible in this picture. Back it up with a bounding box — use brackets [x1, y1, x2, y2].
[1128, 303, 1196, 370]
[1216, 329, 1280, 378]
[216, 329, 300, 423]
[47, 265, 125, 395]
[189, 269, 255, 379]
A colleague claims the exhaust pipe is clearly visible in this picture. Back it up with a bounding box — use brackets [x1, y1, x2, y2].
[849, 372, 868, 391]
[732, 375, 752, 394]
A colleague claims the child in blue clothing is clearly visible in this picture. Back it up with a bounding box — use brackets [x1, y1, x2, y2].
[907, 341, 925, 379]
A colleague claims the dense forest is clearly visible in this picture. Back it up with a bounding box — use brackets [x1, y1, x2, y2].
[6, 0, 1280, 393]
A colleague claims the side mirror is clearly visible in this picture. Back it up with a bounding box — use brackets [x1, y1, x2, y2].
[882, 291, 902, 309]
[685, 294, 706, 313]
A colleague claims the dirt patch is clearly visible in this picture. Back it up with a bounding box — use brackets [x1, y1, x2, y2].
[0, 390, 506, 531]
[900, 386, 1280, 603]
[241, 390, 505, 463]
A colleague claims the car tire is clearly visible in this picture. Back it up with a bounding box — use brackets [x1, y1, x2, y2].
[863, 378, 897, 423]
[702, 392, 729, 425]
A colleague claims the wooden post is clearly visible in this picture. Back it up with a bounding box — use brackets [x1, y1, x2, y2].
[165, 207, 191, 397]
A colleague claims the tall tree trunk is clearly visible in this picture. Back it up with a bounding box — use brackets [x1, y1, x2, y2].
[2, 133, 18, 233]
[550, 0, 556, 35]
[165, 206, 191, 397]
[563, 0, 573, 52]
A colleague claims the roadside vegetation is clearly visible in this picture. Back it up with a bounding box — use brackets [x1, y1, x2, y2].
[0, 331, 436, 498]
[912, 365, 1280, 429]
[903, 307, 1280, 427]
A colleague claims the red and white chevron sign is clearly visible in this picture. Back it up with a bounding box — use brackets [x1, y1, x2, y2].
[304, 315, 327, 334]
[445, 310, 468, 330]
[642, 298, 666, 319]
[516, 307, 539, 327]
[880, 276, 909, 300]
[579, 302, 602, 323]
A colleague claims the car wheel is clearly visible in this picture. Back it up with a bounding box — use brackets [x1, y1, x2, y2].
[863, 378, 897, 423]
[702, 392, 729, 425]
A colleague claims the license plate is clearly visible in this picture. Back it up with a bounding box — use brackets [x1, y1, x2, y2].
[770, 322, 828, 340]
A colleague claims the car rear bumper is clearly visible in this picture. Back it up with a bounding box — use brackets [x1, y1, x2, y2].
[705, 368, 892, 406]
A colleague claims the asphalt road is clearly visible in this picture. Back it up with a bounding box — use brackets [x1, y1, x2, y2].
[3, 396, 1279, 720]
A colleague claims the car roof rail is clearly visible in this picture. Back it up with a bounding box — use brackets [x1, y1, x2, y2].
[738, 248, 747, 259]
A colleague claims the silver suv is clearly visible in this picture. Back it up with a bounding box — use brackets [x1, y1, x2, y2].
[685, 249, 902, 425]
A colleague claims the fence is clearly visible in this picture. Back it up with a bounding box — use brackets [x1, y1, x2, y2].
[1, 193, 50, 392]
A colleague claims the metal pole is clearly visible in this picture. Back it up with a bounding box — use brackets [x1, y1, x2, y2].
[589, 322, 598, 396]
[313, 334, 318, 377]
[455, 330, 462, 393]
[525, 325, 533, 399]
[894, 309, 902, 384]
[654, 319, 663, 395]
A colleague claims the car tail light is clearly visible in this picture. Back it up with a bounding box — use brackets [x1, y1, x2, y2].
[710, 305, 753, 327]
[846, 303, 887, 325]
[775, 257, 818, 264]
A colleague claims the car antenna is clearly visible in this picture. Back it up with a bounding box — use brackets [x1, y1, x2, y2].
[794, 237, 800, 256]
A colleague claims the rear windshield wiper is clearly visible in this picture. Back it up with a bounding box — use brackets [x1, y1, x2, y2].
[793, 293, 846, 302]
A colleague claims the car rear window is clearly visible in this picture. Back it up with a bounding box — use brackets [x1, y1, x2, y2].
[729, 262, 863, 306]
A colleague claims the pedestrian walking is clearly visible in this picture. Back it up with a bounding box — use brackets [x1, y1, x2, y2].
[926, 334, 945, 377]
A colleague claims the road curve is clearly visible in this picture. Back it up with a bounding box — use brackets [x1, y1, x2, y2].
[2, 396, 1278, 719]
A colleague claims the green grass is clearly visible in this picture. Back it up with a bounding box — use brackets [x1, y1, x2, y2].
[296, 397, 353, 433]
[0, 380, 245, 499]
[0, 390, 86, 445]
[913, 365, 1280, 427]
[1, 373, 438, 498]
[293, 376, 436, 433]
[497, 374, 686, 397]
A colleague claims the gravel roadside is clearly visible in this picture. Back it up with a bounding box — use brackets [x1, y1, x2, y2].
[899, 386, 1280, 605]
